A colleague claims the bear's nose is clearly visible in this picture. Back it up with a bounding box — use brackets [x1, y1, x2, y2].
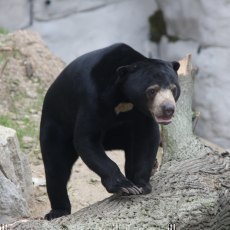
[162, 103, 175, 117]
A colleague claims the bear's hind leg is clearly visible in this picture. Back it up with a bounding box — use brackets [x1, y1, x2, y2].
[40, 121, 78, 220]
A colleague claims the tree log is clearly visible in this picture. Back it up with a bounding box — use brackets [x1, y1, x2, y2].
[11, 56, 230, 229]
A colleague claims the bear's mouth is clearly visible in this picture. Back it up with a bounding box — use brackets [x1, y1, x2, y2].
[154, 115, 172, 125]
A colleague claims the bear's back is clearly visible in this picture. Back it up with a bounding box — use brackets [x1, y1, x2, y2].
[41, 44, 146, 123]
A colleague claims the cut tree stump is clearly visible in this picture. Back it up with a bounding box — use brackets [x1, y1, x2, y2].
[11, 56, 230, 230]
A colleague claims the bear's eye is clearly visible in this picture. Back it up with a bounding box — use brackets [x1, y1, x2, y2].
[146, 85, 160, 97]
[170, 84, 177, 98]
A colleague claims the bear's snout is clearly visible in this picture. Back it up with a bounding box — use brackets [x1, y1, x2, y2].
[162, 102, 175, 118]
[150, 88, 176, 125]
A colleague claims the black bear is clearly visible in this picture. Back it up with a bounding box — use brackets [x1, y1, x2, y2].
[40, 43, 180, 220]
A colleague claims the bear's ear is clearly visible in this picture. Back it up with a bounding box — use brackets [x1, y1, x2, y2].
[116, 64, 137, 78]
[172, 61, 180, 72]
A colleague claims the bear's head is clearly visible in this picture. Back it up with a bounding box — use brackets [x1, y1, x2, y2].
[117, 59, 180, 125]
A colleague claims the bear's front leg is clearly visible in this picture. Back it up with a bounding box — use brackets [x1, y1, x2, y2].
[125, 113, 160, 194]
[74, 111, 142, 195]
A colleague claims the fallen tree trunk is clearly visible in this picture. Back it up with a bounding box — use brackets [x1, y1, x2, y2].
[12, 56, 230, 229]
[11, 152, 230, 230]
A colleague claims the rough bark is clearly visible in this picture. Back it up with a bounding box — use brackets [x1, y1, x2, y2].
[11, 56, 230, 229]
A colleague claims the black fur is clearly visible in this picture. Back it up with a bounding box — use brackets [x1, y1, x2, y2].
[40, 43, 180, 220]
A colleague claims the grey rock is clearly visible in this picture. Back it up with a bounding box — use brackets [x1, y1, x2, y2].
[0, 125, 32, 224]
[32, 177, 46, 187]
[193, 47, 230, 147]
[156, 0, 230, 47]
[157, 36, 199, 61]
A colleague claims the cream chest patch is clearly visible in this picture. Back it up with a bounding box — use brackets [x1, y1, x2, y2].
[115, 103, 134, 114]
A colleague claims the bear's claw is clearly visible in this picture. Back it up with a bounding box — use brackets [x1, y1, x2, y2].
[120, 185, 142, 195]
